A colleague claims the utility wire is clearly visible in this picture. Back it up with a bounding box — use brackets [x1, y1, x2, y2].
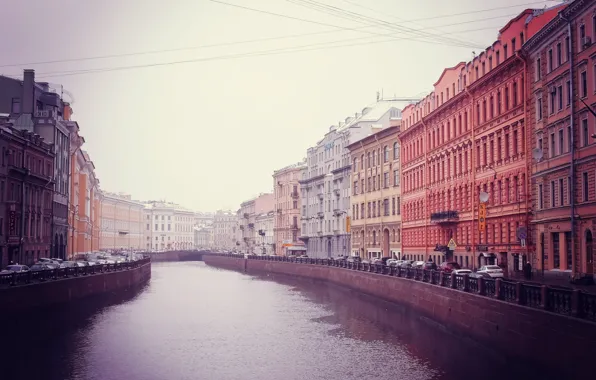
[1, 11, 516, 70]
[285, 0, 478, 49]
[33, 23, 508, 80]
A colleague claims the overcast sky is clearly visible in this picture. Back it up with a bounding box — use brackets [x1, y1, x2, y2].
[0, 0, 561, 212]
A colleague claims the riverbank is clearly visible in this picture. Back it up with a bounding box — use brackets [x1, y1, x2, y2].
[203, 255, 595, 379]
[0, 258, 152, 316]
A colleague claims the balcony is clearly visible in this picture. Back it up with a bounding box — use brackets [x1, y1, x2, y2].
[248, 223, 255, 228]
[243, 213, 249, 219]
[291, 224, 299, 230]
[317, 192, 324, 200]
[317, 211, 324, 219]
[298, 235, 309, 242]
[430, 210, 459, 224]
[239, 225, 245, 230]
[333, 189, 340, 197]
[333, 229, 340, 235]
[291, 191, 299, 199]
[333, 208, 342, 216]
[317, 231, 323, 236]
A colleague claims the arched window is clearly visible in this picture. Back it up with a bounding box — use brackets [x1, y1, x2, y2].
[384, 145, 389, 162]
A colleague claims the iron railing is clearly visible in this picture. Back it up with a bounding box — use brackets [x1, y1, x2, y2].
[204, 253, 596, 323]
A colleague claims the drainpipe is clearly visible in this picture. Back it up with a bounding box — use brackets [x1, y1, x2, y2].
[360, 140, 367, 259]
[560, 13, 577, 279]
[374, 134, 384, 259]
[464, 86, 475, 269]
[514, 50, 531, 270]
[420, 117, 429, 261]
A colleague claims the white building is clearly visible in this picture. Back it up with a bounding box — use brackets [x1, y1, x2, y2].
[194, 226, 214, 249]
[299, 99, 402, 258]
[194, 212, 214, 228]
[144, 201, 195, 251]
[255, 211, 275, 255]
[213, 210, 238, 251]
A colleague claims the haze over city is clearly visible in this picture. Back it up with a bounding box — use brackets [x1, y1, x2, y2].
[0, 0, 562, 211]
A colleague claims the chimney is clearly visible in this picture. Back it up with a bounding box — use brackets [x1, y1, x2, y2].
[64, 102, 73, 121]
[22, 69, 35, 115]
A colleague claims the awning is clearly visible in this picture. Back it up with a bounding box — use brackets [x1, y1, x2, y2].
[287, 246, 307, 251]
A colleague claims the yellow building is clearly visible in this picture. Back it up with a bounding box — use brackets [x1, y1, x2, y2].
[347, 125, 402, 259]
[99, 192, 145, 251]
[66, 110, 101, 259]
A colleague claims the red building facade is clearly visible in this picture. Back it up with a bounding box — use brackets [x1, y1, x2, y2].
[0, 126, 55, 267]
[399, 6, 563, 272]
[524, 0, 596, 282]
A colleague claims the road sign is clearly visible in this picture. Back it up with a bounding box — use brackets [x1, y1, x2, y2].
[447, 238, 457, 250]
[517, 226, 527, 240]
[520, 239, 526, 247]
[478, 203, 487, 231]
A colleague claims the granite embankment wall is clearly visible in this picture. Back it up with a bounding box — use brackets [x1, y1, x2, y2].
[146, 250, 206, 262]
[203, 255, 595, 379]
[0, 260, 151, 315]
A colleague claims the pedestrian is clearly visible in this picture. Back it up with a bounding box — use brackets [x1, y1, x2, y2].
[526, 261, 533, 280]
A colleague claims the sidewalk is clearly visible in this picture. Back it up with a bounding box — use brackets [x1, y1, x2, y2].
[507, 271, 596, 294]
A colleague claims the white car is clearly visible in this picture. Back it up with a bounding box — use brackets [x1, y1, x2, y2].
[453, 269, 473, 275]
[477, 265, 504, 278]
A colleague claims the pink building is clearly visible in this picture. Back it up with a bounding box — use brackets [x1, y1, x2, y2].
[524, 0, 596, 282]
[399, 6, 563, 272]
[237, 193, 274, 254]
[273, 161, 307, 256]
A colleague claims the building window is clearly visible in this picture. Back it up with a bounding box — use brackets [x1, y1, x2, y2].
[565, 231, 572, 268]
[535, 58, 541, 80]
[559, 178, 564, 206]
[536, 97, 543, 120]
[548, 49, 553, 72]
[550, 133, 556, 158]
[566, 80, 571, 105]
[551, 181, 556, 207]
[582, 119, 589, 147]
[557, 85, 563, 111]
[558, 129, 564, 155]
[565, 36, 570, 60]
[553, 233, 560, 268]
[393, 169, 399, 186]
[583, 172, 589, 201]
[512, 82, 518, 106]
[538, 184, 543, 209]
[384, 146, 389, 162]
[581, 70, 587, 97]
[503, 44, 508, 59]
[383, 172, 389, 188]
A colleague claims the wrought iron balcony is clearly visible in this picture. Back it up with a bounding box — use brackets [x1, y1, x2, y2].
[243, 213, 249, 219]
[291, 224, 299, 230]
[317, 192, 324, 200]
[248, 223, 255, 228]
[291, 191, 299, 199]
[298, 235, 309, 241]
[333, 189, 340, 196]
[317, 211, 324, 218]
[430, 210, 459, 224]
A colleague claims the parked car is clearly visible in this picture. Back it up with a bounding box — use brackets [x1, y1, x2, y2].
[412, 261, 425, 269]
[453, 269, 473, 275]
[422, 261, 438, 270]
[469, 272, 492, 279]
[37, 258, 61, 269]
[29, 263, 53, 272]
[61, 261, 79, 268]
[439, 261, 461, 273]
[477, 265, 504, 278]
[1, 265, 29, 274]
[398, 260, 415, 268]
[347, 256, 361, 263]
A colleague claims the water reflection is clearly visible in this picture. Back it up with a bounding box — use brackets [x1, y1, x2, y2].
[1, 263, 559, 380]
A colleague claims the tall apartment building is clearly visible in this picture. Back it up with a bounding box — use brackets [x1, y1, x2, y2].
[273, 161, 307, 256]
[0, 70, 71, 259]
[66, 118, 101, 258]
[100, 192, 145, 250]
[524, 0, 596, 282]
[237, 193, 274, 254]
[347, 125, 402, 259]
[0, 120, 55, 267]
[299, 100, 402, 258]
[399, 5, 564, 271]
[194, 225, 214, 249]
[213, 210, 237, 251]
[255, 211, 275, 255]
[144, 201, 194, 251]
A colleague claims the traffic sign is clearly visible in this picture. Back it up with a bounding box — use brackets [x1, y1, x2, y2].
[517, 226, 527, 240]
[448, 238, 457, 250]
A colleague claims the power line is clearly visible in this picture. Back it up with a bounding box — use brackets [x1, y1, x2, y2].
[209, 0, 483, 49]
[286, 0, 477, 48]
[33, 23, 508, 80]
[1, 11, 516, 71]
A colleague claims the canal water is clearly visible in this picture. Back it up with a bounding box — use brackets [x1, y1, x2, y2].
[6, 262, 558, 380]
